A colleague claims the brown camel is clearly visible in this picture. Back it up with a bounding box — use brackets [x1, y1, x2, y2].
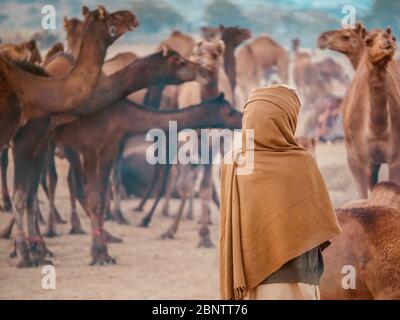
[236, 35, 289, 107]
[320, 182, 400, 299]
[0, 39, 41, 64]
[143, 30, 196, 109]
[43, 48, 211, 236]
[0, 6, 138, 267]
[52, 94, 242, 265]
[0, 6, 138, 121]
[338, 27, 399, 197]
[135, 40, 226, 221]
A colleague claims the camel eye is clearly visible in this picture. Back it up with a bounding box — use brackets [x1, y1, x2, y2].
[341, 35, 350, 41]
[108, 25, 117, 37]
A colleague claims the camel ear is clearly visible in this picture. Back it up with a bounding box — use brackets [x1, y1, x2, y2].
[63, 16, 69, 28]
[82, 6, 89, 18]
[355, 21, 363, 33]
[386, 26, 392, 34]
[97, 5, 106, 20]
[365, 34, 373, 46]
[361, 27, 367, 39]
[162, 44, 171, 57]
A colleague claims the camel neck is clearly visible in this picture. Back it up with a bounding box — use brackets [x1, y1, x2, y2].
[117, 100, 222, 134]
[349, 46, 365, 70]
[367, 58, 389, 136]
[223, 42, 237, 91]
[71, 53, 176, 116]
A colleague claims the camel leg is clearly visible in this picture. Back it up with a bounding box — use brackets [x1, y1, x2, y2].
[110, 164, 129, 225]
[84, 156, 114, 265]
[185, 189, 194, 220]
[347, 157, 370, 198]
[139, 164, 171, 227]
[161, 164, 178, 217]
[198, 198, 213, 248]
[65, 149, 86, 234]
[0, 216, 15, 239]
[67, 164, 86, 234]
[198, 165, 214, 248]
[46, 145, 66, 226]
[161, 196, 187, 239]
[134, 163, 161, 212]
[1, 148, 12, 212]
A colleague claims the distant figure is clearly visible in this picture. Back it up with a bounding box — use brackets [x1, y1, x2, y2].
[219, 85, 341, 300]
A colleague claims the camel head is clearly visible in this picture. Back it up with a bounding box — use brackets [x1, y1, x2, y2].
[23, 39, 42, 64]
[191, 40, 225, 72]
[0, 42, 33, 62]
[201, 26, 220, 41]
[292, 38, 300, 53]
[365, 27, 396, 66]
[317, 21, 367, 56]
[160, 44, 209, 85]
[208, 93, 242, 129]
[64, 16, 84, 43]
[220, 25, 251, 47]
[81, 5, 139, 46]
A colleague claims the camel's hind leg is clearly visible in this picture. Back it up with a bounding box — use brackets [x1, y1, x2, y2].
[110, 162, 129, 224]
[134, 164, 161, 212]
[161, 164, 178, 217]
[1, 148, 12, 212]
[161, 196, 187, 239]
[347, 157, 370, 199]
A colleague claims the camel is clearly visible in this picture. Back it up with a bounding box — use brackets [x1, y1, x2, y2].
[52, 94, 242, 265]
[43, 47, 211, 236]
[219, 25, 251, 100]
[336, 27, 399, 197]
[291, 38, 312, 93]
[0, 6, 138, 121]
[320, 182, 400, 299]
[143, 30, 197, 109]
[157, 40, 230, 246]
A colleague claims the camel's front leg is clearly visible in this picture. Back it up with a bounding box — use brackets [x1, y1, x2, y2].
[161, 196, 187, 239]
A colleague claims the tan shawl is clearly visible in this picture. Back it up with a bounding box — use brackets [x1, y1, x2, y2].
[219, 85, 342, 300]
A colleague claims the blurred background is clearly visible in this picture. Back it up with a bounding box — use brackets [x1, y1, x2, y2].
[0, 0, 398, 47]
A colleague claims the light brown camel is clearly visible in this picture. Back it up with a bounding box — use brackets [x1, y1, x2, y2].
[0, 6, 138, 121]
[236, 35, 289, 107]
[160, 40, 230, 247]
[318, 21, 367, 70]
[52, 94, 242, 265]
[320, 182, 400, 299]
[0, 39, 42, 65]
[338, 27, 399, 197]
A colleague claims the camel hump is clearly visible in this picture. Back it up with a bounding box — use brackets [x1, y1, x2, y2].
[370, 181, 400, 208]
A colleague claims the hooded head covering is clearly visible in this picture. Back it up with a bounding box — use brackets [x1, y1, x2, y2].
[219, 85, 341, 300]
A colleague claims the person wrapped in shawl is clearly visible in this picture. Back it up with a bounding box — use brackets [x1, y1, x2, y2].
[219, 85, 341, 300]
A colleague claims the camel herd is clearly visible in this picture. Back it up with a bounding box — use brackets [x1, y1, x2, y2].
[0, 4, 399, 299]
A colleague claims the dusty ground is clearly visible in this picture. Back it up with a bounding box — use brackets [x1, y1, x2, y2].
[0, 142, 382, 299]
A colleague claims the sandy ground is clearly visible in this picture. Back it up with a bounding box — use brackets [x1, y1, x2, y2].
[0, 142, 383, 299]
